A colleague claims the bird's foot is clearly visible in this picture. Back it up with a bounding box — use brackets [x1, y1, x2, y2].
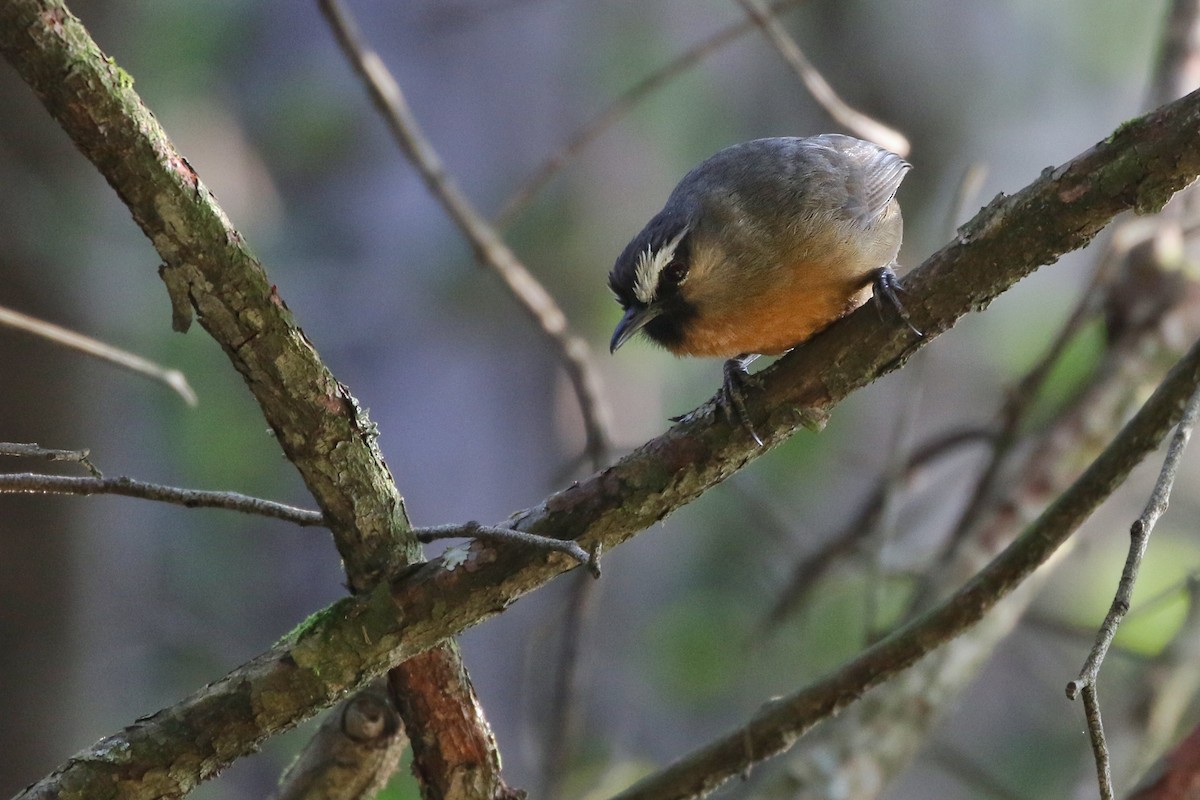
[719, 354, 764, 447]
[870, 265, 922, 337]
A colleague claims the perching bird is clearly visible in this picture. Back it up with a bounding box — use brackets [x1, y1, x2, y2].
[607, 134, 914, 438]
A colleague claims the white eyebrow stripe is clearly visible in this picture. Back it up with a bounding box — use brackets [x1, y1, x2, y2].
[633, 226, 689, 305]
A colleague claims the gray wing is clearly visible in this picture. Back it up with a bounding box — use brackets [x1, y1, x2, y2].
[667, 134, 910, 234]
[811, 134, 910, 226]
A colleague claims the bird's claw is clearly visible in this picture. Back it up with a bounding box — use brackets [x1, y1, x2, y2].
[871, 265, 922, 337]
[720, 356, 764, 447]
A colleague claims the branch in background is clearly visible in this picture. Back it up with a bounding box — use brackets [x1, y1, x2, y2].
[735, 0, 910, 156]
[926, 742, 1025, 800]
[611, 333, 1200, 800]
[319, 0, 613, 469]
[0, 471, 326, 526]
[494, 0, 809, 227]
[927, 249, 1113, 580]
[318, 2, 620, 791]
[319, 1, 614, 794]
[0, 303, 197, 405]
[536, 568, 600, 800]
[1148, 0, 1200, 108]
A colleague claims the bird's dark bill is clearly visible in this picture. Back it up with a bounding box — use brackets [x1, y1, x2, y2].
[610, 304, 661, 353]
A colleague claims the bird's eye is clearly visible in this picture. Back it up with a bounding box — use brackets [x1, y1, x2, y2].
[662, 259, 689, 286]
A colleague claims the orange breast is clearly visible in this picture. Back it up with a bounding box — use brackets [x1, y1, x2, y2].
[670, 275, 871, 358]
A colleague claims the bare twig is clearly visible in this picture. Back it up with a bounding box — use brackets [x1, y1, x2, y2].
[1067, 380, 1200, 702]
[0, 303, 197, 405]
[0, 441, 101, 476]
[1082, 685, 1116, 800]
[416, 522, 600, 577]
[494, 0, 809, 227]
[319, 0, 612, 467]
[735, 0, 910, 156]
[321, 4, 615, 788]
[0, 472, 325, 526]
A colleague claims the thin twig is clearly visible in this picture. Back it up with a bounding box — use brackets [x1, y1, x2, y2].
[416, 522, 600, 577]
[319, 0, 613, 466]
[1067, 380, 1200, 700]
[0, 472, 325, 526]
[1082, 685, 1116, 800]
[494, 0, 809, 227]
[735, 0, 910, 156]
[0, 441, 101, 477]
[0, 303, 197, 405]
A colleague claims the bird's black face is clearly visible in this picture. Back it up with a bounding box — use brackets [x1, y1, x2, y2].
[608, 211, 697, 353]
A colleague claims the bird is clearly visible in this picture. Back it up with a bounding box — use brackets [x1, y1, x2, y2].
[607, 133, 915, 441]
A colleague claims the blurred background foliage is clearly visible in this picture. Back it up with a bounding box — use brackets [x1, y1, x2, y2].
[2, 1, 1197, 798]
